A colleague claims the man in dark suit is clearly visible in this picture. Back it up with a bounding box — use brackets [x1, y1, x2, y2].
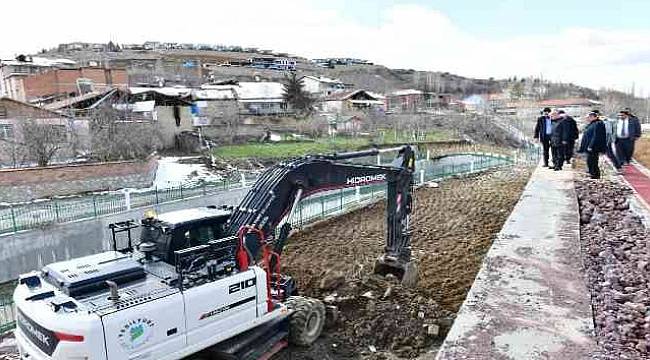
[558, 110, 579, 164]
[579, 111, 607, 179]
[550, 111, 570, 171]
[615, 109, 642, 165]
[533, 107, 553, 167]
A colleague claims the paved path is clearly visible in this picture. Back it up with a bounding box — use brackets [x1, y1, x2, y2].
[622, 162, 650, 209]
[436, 166, 596, 360]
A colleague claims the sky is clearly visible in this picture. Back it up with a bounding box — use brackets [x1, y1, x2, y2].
[2, 0, 650, 96]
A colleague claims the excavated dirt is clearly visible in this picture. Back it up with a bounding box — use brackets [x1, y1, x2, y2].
[277, 168, 531, 359]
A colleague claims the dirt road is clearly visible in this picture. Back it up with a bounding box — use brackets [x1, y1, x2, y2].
[278, 167, 531, 359]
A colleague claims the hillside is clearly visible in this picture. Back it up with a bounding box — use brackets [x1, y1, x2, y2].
[33, 45, 600, 99]
[35, 47, 504, 94]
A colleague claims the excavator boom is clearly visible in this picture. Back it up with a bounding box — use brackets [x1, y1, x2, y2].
[227, 145, 418, 285]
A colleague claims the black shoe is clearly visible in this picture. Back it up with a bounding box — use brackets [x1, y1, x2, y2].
[554, 168, 561, 171]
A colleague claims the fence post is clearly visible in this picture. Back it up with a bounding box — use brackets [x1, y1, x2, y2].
[54, 201, 60, 223]
[419, 169, 425, 184]
[179, 184, 184, 199]
[93, 196, 98, 217]
[127, 190, 133, 210]
[240, 173, 246, 188]
[376, 154, 381, 165]
[155, 187, 160, 204]
[426, 149, 430, 161]
[10, 205, 18, 233]
[471, 160, 475, 173]
[202, 182, 207, 196]
[340, 189, 343, 211]
[355, 186, 361, 202]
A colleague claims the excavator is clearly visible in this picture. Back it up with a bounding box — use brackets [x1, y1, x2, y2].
[12, 145, 417, 360]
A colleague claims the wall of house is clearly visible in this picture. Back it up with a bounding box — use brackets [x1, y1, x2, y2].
[1, 76, 27, 102]
[323, 100, 343, 113]
[156, 105, 193, 148]
[240, 101, 287, 116]
[196, 100, 239, 126]
[22, 68, 128, 101]
[0, 155, 158, 203]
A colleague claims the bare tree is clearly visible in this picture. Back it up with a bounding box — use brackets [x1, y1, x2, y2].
[21, 119, 67, 166]
[89, 106, 162, 161]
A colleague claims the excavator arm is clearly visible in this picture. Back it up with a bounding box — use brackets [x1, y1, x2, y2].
[227, 145, 418, 285]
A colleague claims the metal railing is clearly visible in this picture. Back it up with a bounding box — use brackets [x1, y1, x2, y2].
[287, 152, 518, 229]
[0, 176, 255, 236]
[0, 148, 541, 237]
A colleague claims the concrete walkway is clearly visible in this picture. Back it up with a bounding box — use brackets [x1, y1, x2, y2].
[436, 166, 596, 360]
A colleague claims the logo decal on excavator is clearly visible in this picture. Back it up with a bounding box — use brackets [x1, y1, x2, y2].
[346, 174, 386, 185]
[118, 318, 155, 350]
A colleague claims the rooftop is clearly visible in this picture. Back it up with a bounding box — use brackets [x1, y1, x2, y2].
[538, 98, 601, 107]
[391, 89, 423, 96]
[235, 82, 285, 100]
[300, 75, 343, 84]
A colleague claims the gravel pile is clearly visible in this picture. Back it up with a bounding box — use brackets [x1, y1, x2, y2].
[577, 180, 650, 359]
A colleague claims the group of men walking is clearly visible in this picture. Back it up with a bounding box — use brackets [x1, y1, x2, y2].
[534, 108, 579, 171]
[534, 107, 642, 179]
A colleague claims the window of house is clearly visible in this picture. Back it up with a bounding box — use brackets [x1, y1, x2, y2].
[76, 78, 94, 95]
[0, 106, 6, 118]
[0, 124, 14, 139]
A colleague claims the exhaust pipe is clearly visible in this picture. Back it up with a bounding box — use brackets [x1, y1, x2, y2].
[106, 281, 120, 301]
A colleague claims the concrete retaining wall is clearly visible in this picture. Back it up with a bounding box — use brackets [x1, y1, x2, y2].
[436, 168, 595, 360]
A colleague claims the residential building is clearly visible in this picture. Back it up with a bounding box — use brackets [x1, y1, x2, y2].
[300, 76, 345, 97]
[311, 58, 372, 67]
[191, 87, 239, 126]
[143, 41, 161, 50]
[129, 90, 193, 148]
[328, 115, 363, 136]
[0, 57, 77, 100]
[18, 67, 128, 104]
[46, 87, 193, 149]
[235, 82, 289, 116]
[386, 89, 452, 113]
[251, 57, 297, 71]
[321, 90, 386, 113]
[537, 98, 602, 117]
[0, 97, 81, 167]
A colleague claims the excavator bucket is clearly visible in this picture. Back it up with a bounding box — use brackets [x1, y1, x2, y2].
[374, 256, 418, 287]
